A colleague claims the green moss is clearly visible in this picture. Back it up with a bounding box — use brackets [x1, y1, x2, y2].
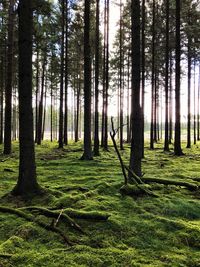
[0, 141, 199, 266]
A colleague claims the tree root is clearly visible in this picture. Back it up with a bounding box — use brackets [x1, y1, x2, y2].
[0, 206, 73, 245]
[141, 178, 198, 191]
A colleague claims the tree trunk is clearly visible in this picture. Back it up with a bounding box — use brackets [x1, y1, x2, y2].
[129, 0, 142, 177]
[81, 0, 93, 160]
[164, 0, 169, 151]
[58, 0, 65, 149]
[174, 0, 183, 156]
[141, 0, 145, 157]
[4, 0, 14, 155]
[93, 0, 100, 156]
[150, 0, 155, 150]
[186, 39, 191, 148]
[64, 0, 68, 145]
[13, 0, 40, 195]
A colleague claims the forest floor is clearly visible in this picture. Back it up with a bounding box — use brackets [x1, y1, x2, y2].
[0, 141, 200, 267]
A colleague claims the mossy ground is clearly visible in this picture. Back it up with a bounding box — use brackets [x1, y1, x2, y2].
[0, 140, 200, 266]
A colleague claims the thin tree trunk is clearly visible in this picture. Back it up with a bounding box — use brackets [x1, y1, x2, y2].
[64, 0, 68, 145]
[4, 0, 14, 154]
[164, 0, 169, 151]
[81, 0, 93, 160]
[174, 0, 183, 156]
[186, 39, 191, 148]
[150, 0, 155, 150]
[58, 0, 65, 149]
[94, 0, 100, 156]
[141, 0, 145, 157]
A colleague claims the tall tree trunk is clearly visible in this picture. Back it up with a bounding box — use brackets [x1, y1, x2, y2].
[94, 0, 100, 156]
[64, 0, 68, 145]
[169, 51, 173, 144]
[141, 0, 145, 157]
[197, 64, 200, 141]
[129, 0, 141, 177]
[194, 61, 196, 145]
[119, 0, 124, 150]
[4, 0, 14, 154]
[58, 0, 65, 149]
[150, 0, 155, 150]
[174, 0, 183, 156]
[81, 0, 93, 160]
[37, 52, 46, 145]
[103, 0, 109, 151]
[13, 0, 39, 195]
[164, 0, 169, 151]
[186, 39, 191, 148]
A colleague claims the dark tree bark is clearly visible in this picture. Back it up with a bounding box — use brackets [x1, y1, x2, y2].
[164, 0, 169, 151]
[129, 0, 142, 177]
[64, 0, 68, 145]
[93, 0, 100, 156]
[174, 0, 183, 156]
[150, 0, 155, 150]
[194, 61, 196, 145]
[13, 0, 40, 195]
[58, 0, 65, 149]
[81, 0, 93, 160]
[197, 64, 200, 141]
[119, 0, 124, 150]
[4, 0, 14, 155]
[103, 0, 109, 151]
[37, 51, 47, 145]
[0, 53, 4, 145]
[169, 51, 173, 144]
[141, 0, 145, 157]
[186, 38, 191, 148]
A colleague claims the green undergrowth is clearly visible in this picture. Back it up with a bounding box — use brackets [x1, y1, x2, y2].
[0, 140, 200, 266]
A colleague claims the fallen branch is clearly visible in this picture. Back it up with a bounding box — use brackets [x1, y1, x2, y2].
[110, 117, 128, 185]
[20, 206, 83, 233]
[0, 206, 73, 245]
[141, 177, 198, 191]
[63, 208, 110, 221]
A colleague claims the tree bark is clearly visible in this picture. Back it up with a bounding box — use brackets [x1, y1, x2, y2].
[81, 0, 93, 160]
[13, 0, 40, 195]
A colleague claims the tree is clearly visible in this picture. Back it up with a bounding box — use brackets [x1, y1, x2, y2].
[174, 0, 183, 156]
[58, 0, 65, 149]
[93, 0, 100, 156]
[81, 0, 93, 160]
[129, 0, 142, 177]
[13, 0, 40, 195]
[164, 0, 170, 151]
[4, 0, 14, 155]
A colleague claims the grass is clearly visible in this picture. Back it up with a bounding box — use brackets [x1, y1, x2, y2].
[0, 140, 199, 266]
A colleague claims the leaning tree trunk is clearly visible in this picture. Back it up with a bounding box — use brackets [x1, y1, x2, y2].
[13, 0, 40, 195]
